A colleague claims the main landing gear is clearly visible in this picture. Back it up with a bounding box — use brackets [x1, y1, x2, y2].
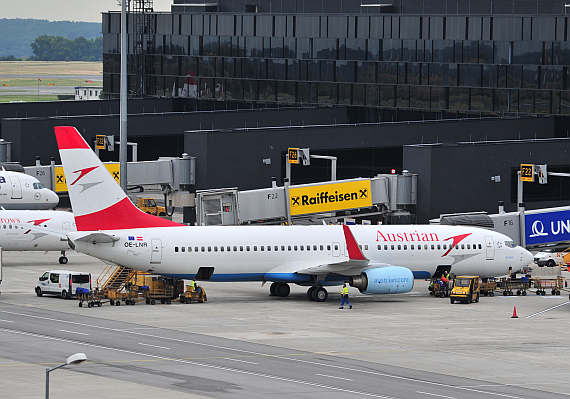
[269, 283, 329, 302]
[59, 251, 68, 264]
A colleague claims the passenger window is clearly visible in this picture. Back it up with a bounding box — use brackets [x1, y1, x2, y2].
[220, 246, 224, 252]
[208, 246, 212, 252]
[364, 245, 368, 250]
[461, 244, 464, 250]
[437, 244, 441, 250]
[294, 245, 298, 251]
[214, 246, 218, 252]
[418, 245, 421, 250]
[300, 246, 304, 251]
[359, 245, 362, 250]
[195, 247, 199, 252]
[175, 247, 179, 252]
[261, 246, 264, 251]
[411, 245, 414, 250]
[201, 246, 205, 252]
[319, 245, 323, 250]
[403, 245, 407, 250]
[314, 245, 318, 251]
[327, 245, 331, 250]
[275, 246, 279, 251]
[181, 247, 185, 252]
[467, 244, 470, 249]
[246, 246, 250, 251]
[431, 245, 435, 250]
[391, 245, 395, 250]
[281, 246, 285, 251]
[479, 244, 482, 249]
[424, 245, 428, 250]
[254, 246, 257, 251]
[188, 247, 192, 252]
[288, 245, 292, 251]
[234, 246, 238, 251]
[443, 244, 447, 250]
[455, 245, 459, 249]
[306, 245, 310, 251]
[334, 245, 338, 250]
[398, 245, 401, 250]
[384, 245, 388, 250]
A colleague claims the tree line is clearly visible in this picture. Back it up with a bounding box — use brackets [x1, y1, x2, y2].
[29, 35, 103, 62]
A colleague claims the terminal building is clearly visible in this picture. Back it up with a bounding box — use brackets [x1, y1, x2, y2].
[1, 0, 570, 226]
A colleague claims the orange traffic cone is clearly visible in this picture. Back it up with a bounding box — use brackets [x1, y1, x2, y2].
[511, 306, 518, 318]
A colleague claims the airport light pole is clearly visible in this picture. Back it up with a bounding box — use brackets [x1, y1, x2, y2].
[119, 0, 128, 193]
[45, 353, 87, 399]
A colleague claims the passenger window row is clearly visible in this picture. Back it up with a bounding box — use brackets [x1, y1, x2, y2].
[375, 243, 483, 251]
[174, 244, 333, 253]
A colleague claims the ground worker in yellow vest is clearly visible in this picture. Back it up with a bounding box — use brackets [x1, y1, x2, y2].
[190, 278, 197, 291]
[339, 283, 352, 309]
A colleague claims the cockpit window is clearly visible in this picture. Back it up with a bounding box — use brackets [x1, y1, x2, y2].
[505, 240, 516, 248]
[33, 182, 45, 189]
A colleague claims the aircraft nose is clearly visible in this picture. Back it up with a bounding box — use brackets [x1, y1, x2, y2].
[521, 248, 533, 266]
[45, 189, 60, 207]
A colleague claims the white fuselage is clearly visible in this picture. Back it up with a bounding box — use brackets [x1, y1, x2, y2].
[0, 172, 59, 210]
[71, 224, 533, 282]
[0, 210, 74, 251]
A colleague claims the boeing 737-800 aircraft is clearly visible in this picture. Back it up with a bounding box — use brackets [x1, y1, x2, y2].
[54, 126, 533, 302]
[0, 170, 59, 210]
[0, 209, 75, 263]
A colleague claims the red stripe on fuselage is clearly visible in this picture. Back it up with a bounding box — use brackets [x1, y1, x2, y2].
[74, 197, 183, 231]
[54, 126, 91, 150]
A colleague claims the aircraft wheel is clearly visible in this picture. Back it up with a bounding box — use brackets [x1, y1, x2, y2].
[307, 287, 316, 301]
[35, 287, 43, 297]
[275, 283, 290, 297]
[312, 287, 328, 302]
[269, 282, 278, 296]
[59, 256, 68, 265]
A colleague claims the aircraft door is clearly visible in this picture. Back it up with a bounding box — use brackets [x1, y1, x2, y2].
[151, 239, 162, 263]
[332, 242, 341, 257]
[10, 176, 22, 199]
[484, 236, 494, 260]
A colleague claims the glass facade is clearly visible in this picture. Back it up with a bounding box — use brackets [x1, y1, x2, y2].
[103, 8, 570, 116]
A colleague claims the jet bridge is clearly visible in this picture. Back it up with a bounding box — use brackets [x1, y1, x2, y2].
[196, 172, 417, 226]
[24, 154, 196, 210]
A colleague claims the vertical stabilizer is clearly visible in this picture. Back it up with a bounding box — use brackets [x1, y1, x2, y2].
[54, 126, 182, 231]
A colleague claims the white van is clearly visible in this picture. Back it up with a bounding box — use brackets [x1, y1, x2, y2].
[35, 270, 92, 299]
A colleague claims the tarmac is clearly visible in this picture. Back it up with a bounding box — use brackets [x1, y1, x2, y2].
[0, 249, 569, 398]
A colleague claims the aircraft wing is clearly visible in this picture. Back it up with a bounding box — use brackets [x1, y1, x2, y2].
[70, 231, 120, 244]
[277, 225, 374, 276]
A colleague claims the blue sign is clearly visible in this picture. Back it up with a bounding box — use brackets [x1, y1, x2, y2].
[525, 209, 570, 245]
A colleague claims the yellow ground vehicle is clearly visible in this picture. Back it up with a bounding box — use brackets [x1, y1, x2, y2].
[136, 198, 166, 216]
[179, 284, 207, 303]
[450, 276, 480, 304]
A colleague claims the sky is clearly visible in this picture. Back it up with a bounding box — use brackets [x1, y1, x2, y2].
[0, 0, 174, 23]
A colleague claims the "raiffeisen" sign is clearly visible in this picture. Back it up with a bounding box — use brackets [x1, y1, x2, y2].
[289, 180, 372, 216]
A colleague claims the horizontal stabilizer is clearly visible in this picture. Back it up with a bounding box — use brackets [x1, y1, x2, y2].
[71, 231, 120, 244]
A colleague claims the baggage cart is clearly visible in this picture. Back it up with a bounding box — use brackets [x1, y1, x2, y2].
[179, 285, 208, 303]
[480, 278, 496, 297]
[533, 276, 565, 296]
[76, 288, 108, 308]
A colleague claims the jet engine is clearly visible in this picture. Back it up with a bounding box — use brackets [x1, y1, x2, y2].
[349, 266, 414, 294]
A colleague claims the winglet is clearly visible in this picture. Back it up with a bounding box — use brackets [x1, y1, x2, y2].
[342, 224, 368, 261]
